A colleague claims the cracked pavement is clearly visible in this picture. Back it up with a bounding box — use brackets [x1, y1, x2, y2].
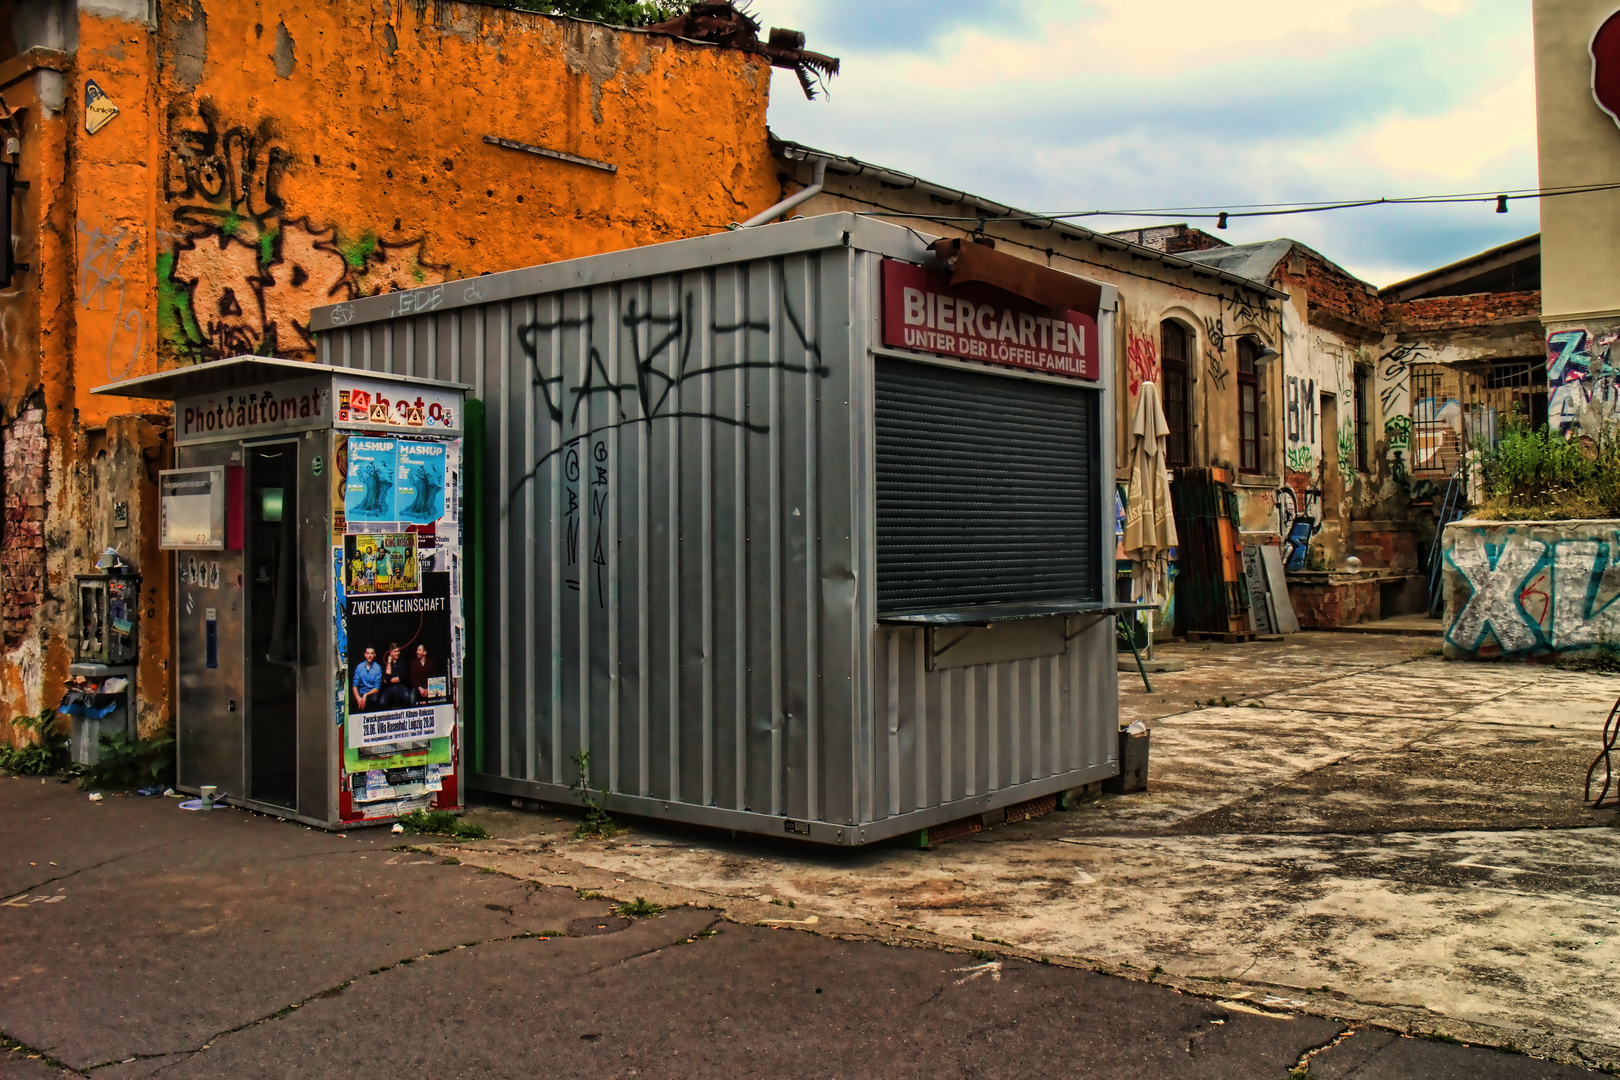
[4, 633, 1619, 1076]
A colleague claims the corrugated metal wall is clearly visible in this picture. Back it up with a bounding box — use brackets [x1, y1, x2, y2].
[315, 216, 1120, 843]
[323, 247, 876, 826]
[870, 620, 1118, 824]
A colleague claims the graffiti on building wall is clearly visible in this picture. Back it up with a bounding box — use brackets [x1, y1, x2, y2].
[1125, 329, 1159, 398]
[1376, 343, 1426, 480]
[1445, 527, 1620, 655]
[1223, 294, 1282, 344]
[1202, 315, 1230, 391]
[159, 100, 447, 365]
[1547, 327, 1620, 435]
[77, 218, 146, 381]
[1283, 375, 1316, 473]
[1276, 484, 1322, 571]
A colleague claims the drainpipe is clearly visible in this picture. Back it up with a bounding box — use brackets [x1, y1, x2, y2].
[737, 158, 828, 228]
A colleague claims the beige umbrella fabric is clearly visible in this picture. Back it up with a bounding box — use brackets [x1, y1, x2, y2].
[1123, 381, 1178, 614]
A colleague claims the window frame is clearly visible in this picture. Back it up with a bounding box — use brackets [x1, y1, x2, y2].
[1237, 338, 1260, 474]
[1353, 367, 1371, 473]
[1161, 320, 1193, 468]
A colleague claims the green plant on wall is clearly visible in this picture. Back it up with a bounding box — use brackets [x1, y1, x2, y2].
[0, 710, 66, 776]
[504, 0, 689, 24]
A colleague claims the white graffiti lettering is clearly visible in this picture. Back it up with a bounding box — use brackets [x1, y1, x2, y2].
[1551, 538, 1620, 648]
[1447, 531, 1546, 653]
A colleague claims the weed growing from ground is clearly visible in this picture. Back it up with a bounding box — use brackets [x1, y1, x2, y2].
[396, 809, 489, 841]
[615, 896, 662, 918]
[570, 749, 617, 838]
[82, 731, 174, 789]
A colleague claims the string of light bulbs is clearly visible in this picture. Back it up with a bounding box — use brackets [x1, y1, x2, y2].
[855, 181, 1620, 229]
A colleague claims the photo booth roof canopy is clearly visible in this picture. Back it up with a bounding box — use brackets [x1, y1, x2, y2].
[90, 355, 473, 403]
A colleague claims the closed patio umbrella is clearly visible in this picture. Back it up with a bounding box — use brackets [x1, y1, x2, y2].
[1123, 382, 1178, 652]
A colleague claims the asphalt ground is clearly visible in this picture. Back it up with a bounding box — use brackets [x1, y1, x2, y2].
[2, 775, 1607, 1078]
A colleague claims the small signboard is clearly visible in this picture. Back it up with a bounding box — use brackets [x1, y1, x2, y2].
[158, 467, 225, 550]
[174, 376, 331, 445]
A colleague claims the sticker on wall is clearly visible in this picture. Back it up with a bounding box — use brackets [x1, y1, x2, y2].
[84, 79, 118, 135]
[344, 438, 397, 524]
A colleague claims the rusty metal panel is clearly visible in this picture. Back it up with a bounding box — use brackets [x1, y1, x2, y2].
[312, 214, 1121, 844]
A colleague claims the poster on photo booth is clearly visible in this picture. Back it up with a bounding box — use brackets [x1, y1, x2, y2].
[344, 571, 454, 748]
[345, 438, 397, 524]
[345, 533, 419, 596]
[395, 440, 446, 525]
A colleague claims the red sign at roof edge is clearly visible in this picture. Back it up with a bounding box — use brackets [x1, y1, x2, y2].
[1592, 9, 1620, 127]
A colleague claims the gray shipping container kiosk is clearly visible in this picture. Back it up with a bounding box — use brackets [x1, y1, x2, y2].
[310, 213, 1125, 845]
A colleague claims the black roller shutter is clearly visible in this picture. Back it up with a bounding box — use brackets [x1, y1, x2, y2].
[875, 358, 1101, 615]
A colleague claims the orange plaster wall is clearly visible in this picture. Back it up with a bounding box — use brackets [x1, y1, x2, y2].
[149, 0, 779, 370]
[2, 0, 780, 741]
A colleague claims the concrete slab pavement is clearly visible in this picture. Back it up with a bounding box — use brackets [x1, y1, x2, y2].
[437, 633, 1620, 1074]
[8, 631, 1620, 1076]
[3, 776, 1357, 1080]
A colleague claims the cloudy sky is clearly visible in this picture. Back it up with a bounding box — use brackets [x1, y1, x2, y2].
[761, 0, 1537, 288]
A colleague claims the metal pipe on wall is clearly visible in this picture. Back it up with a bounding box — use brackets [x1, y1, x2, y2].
[738, 158, 828, 228]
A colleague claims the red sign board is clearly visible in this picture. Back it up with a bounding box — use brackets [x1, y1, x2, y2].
[881, 259, 1098, 381]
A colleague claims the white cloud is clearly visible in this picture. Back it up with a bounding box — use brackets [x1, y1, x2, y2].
[1355, 68, 1536, 181]
[764, 0, 1535, 284]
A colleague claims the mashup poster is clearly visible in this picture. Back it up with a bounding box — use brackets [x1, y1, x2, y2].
[334, 432, 463, 802]
[396, 441, 446, 524]
[344, 437, 398, 524]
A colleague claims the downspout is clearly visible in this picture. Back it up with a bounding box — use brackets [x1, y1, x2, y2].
[736, 158, 827, 228]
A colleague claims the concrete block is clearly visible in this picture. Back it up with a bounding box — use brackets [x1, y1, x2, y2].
[1103, 731, 1150, 795]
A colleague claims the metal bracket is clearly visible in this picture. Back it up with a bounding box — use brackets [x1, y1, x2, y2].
[483, 135, 616, 174]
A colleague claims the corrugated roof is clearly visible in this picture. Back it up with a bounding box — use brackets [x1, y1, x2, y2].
[769, 135, 1288, 301]
[1176, 239, 1295, 284]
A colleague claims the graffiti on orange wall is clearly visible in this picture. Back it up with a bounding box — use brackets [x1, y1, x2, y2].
[1125, 329, 1159, 397]
[158, 100, 446, 365]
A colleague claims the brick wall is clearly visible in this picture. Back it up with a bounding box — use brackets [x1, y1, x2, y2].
[1298, 249, 1384, 330]
[1288, 579, 1381, 629]
[3, 404, 46, 650]
[1349, 522, 1422, 574]
[1106, 224, 1230, 254]
[1383, 290, 1543, 333]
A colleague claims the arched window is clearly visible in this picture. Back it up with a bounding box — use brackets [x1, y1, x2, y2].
[1161, 321, 1192, 467]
